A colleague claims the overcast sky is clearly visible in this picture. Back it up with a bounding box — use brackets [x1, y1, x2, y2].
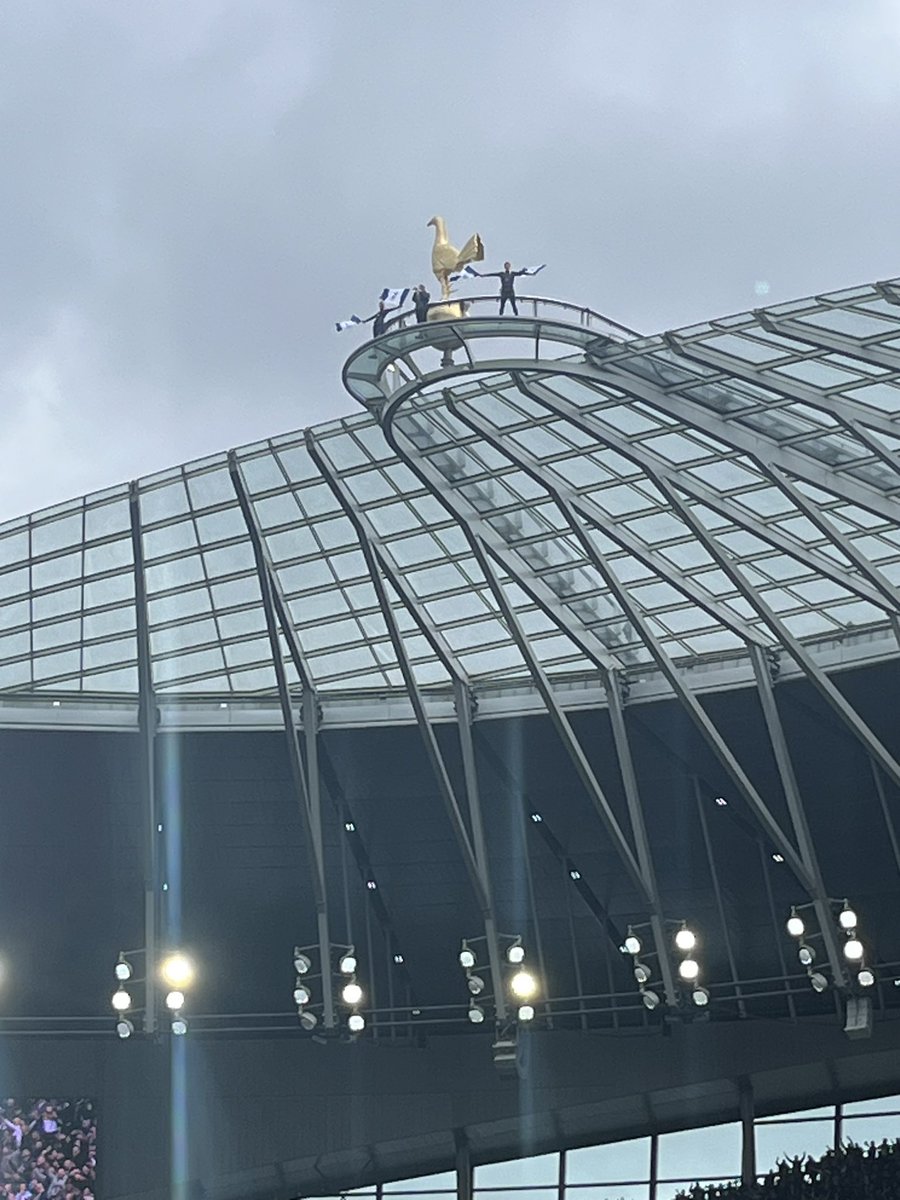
[1, 1, 898, 521]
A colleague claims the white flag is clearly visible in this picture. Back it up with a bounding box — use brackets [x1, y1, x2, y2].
[335, 314, 363, 333]
[380, 286, 410, 308]
[449, 264, 480, 283]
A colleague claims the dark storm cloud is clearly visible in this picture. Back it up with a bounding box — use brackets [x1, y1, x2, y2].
[1, 1, 897, 518]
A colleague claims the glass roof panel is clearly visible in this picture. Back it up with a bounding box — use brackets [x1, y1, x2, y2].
[1, 279, 898, 700]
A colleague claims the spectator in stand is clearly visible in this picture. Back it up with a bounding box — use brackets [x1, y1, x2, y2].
[0, 1103, 95, 1200]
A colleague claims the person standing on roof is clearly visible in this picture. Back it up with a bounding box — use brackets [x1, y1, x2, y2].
[475, 261, 527, 315]
[372, 300, 389, 337]
[413, 285, 430, 324]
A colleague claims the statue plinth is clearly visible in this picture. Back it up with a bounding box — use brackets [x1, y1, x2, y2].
[427, 301, 468, 322]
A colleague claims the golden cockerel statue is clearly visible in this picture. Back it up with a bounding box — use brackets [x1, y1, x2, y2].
[427, 215, 484, 300]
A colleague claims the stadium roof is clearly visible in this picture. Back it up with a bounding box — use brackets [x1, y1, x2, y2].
[1, 279, 899, 727]
[2, 282, 900, 1200]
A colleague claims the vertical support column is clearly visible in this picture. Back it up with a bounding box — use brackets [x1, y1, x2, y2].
[739, 1078, 756, 1189]
[454, 679, 507, 1021]
[648, 1133, 659, 1200]
[229, 454, 336, 1028]
[455, 1136, 473, 1200]
[871, 761, 900, 878]
[606, 673, 677, 1006]
[749, 645, 845, 982]
[303, 687, 335, 1027]
[557, 1149, 566, 1200]
[129, 481, 158, 1034]
[306, 432, 511, 1010]
[692, 777, 746, 1018]
[833, 1102, 843, 1151]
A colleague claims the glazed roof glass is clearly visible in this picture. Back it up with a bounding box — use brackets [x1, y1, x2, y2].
[1, 279, 899, 699]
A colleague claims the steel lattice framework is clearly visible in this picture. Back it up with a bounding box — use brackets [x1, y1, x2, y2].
[1, 280, 899, 1035]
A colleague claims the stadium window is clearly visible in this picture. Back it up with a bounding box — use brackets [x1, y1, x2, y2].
[656, 1124, 741, 1198]
[841, 1094, 900, 1146]
[565, 1187, 648, 1200]
[755, 1106, 834, 1172]
[475, 1153, 559, 1188]
[384, 1172, 456, 1193]
[565, 1139, 651, 1194]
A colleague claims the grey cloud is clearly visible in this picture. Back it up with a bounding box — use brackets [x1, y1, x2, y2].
[0, 0, 898, 519]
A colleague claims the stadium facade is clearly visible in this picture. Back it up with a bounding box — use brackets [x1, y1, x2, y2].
[1, 280, 899, 1199]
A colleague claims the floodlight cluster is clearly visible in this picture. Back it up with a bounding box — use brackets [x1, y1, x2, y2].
[459, 937, 539, 1025]
[112, 949, 195, 1037]
[785, 901, 875, 992]
[621, 921, 708, 1010]
[291, 944, 366, 1034]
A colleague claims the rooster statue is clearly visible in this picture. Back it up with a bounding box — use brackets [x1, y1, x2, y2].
[427, 215, 484, 301]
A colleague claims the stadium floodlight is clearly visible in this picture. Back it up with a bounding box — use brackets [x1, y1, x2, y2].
[786, 910, 805, 939]
[839, 905, 857, 931]
[160, 952, 194, 989]
[459, 944, 476, 970]
[111, 988, 131, 1012]
[114, 955, 132, 982]
[165, 990, 185, 1011]
[517, 1004, 535, 1022]
[467, 1002, 485, 1024]
[115, 1018, 134, 1039]
[691, 986, 710, 1007]
[293, 983, 311, 1007]
[293, 950, 312, 975]
[171, 1017, 188, 1036]
[809, 972, 829, 993]
[299, 1010, 318, 1031]
[674, 926, 696, 953]
[623, 931, 642, 957]
[467, 974, 486, 997]
[338, 951, 357, 976]
[798, 944, 816, 967]
[341, 981, 363, 1006]
[506, 942, 525, 965]
[509, 970, 538, 1000]
[633, 962, 652, 986]
[857, 967, 876, 988]
[843, 938, 864, 962]
[641, 989, 661, 1011]
[678, 958, 700, 983]
[348, 1013, 365, 1034]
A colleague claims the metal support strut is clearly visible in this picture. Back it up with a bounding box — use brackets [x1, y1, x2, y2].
[228, 453, 336, 1028]
[129, 481, 159, 1034]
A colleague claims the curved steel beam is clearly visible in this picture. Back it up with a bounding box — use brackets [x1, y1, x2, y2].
[445, 387, 771, 648]
[521, 374, 896, 615]
[228, 452, 337, 1026]
[665, 327, 900, 451]
[304, 432, 515, 1020]
[376, 419, 652, 906]
[753, 309, 900, 375]
[658, 479, 900, 792]
[428, 390, 816, 896]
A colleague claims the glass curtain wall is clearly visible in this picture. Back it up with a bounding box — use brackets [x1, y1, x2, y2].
[309, 1095, 900, 1200]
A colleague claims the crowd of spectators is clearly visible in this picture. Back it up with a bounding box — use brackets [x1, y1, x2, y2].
[0, 1100, 96, 1200]
[676, 1138, 900, 1199]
